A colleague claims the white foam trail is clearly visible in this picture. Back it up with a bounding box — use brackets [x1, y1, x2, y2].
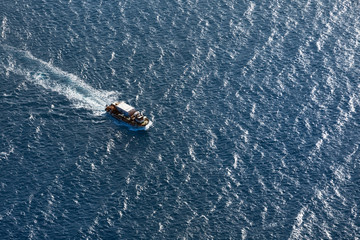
[2, 44, 119, 115]
[26, 52, 119, 114]
[1, 16, 7, 39]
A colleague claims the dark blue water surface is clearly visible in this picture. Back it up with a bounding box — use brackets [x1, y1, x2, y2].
[1, 0, 360, 239]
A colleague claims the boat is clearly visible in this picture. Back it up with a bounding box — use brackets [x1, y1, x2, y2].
[105, 101, 153, 130]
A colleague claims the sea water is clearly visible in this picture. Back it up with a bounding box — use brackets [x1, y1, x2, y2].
[0, 0, 360, 239]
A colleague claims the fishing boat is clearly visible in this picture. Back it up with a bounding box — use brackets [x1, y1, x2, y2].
[105, 101, 153, 130]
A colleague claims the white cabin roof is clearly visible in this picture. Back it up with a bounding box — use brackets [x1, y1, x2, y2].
[114, 102, 134, 113]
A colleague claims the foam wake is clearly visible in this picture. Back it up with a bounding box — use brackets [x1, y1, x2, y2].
[1, 44, 118, 115]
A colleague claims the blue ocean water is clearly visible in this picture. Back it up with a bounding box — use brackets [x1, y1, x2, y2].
[1, 0, 360, 239]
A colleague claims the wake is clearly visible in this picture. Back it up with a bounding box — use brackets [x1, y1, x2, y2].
[1, 44, 118, 115]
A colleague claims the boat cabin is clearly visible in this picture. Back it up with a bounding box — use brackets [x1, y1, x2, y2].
[114, 102, 136, 117]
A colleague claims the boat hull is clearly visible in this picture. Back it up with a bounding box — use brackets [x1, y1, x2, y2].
[109, 115, 153, 130]
[105, 107, 153, 131]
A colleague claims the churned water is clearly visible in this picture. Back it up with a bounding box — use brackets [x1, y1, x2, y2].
[1, 0, 360, 239]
